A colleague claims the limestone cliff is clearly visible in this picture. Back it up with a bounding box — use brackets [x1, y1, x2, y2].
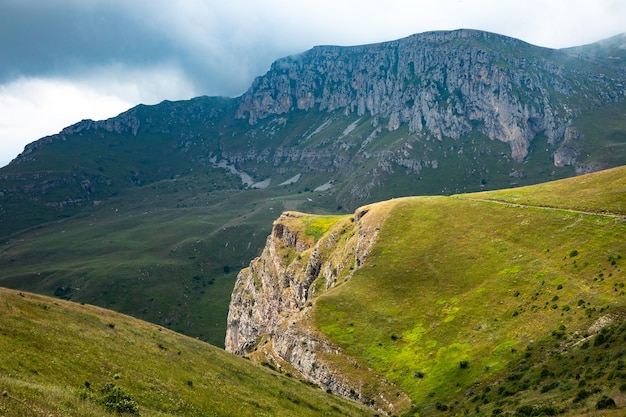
[226, 204, 412, 414]
[236, 29, 624, 163]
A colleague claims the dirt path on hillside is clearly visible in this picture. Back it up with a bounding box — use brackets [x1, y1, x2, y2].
[462, 197, 626, 219]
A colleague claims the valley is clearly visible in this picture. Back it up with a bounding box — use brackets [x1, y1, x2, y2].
[0, 28, 625, 415]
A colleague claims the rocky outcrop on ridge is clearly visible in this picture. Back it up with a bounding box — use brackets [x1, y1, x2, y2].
[225, 204, 413, 414]
[236, 29, 624, 162]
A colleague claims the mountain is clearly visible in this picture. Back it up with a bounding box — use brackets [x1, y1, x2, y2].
[225, 165, 626, 416]
[1, 29, 625, 346]
[0, 287, 373, 416]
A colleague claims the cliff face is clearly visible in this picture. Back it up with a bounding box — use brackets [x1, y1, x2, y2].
[225, 205, 412, 414]
[236, 29, 624, 162]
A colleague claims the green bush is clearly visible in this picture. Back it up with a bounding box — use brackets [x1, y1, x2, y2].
[596, 395, 616, 410]
[100, 383, 139, 414]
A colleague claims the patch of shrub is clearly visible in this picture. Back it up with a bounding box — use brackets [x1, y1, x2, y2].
[573, 389, 591, 403]
[516, 404, 559, 416]
[507, 373, 523, 381]
[596, 395, 616, 410]
[261, 361, 277, 371]
[594, 330, 611, 346]
[100, 383, 139, 414]
[540, 367, 553, 378]
[540, 381, 559, 393]
[435, 402, 448, 411]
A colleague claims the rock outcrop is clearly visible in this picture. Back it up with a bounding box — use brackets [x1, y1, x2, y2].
[236, 29, 624, 162]
[226, 204, 412, 414]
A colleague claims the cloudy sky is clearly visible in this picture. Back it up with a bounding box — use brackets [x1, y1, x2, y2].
[1, 0, 625, 167]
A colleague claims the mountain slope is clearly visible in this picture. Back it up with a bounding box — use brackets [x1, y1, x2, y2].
[1, 30, 626, 345]
[0, 287, 374, 416]
[226, 165, 626, 415]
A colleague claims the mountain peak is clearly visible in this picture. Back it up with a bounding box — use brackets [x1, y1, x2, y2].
[235, 29, 623, 162]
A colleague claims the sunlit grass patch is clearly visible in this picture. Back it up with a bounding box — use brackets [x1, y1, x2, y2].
[314, 168, 626, 414]
[0, 287, 374, 417]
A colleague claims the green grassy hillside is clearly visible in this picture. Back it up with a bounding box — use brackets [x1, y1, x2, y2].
[310, 166, 626, 416]
[0, 287, 373, 417]
[464, 164, 626, 215]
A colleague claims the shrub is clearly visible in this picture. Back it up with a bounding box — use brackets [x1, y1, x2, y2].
[516, 404, 559, 416]
[540, 381, 559, 393]
[573, 389, 591, 403]
[100, 383, 139, 414]
[596, 395, 616, 410]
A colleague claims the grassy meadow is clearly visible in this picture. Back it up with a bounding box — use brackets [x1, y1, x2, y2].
[312, 166, 626, 415]
[0, 287, 374, 417]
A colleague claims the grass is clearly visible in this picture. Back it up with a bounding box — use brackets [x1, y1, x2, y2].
[310, 166, 626, 415]
[573, 99, 626, 168]
[464, 164, 626, 215]
[301, 214, 349, 241]
[0, 287, 374, 417]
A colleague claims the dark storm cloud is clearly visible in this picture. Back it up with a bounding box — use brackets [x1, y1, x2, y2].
[0, 2, 166, 78]
[3, 0, 625, 100]
[0, 0, 289, 97]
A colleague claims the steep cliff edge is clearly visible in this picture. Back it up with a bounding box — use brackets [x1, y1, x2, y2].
[226, 167, 626, 416]
[236, 29, 624, 163]
[225, 203, 413, 414]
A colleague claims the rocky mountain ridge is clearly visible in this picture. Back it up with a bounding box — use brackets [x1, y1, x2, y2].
[236, 29, 624, 162]
[4, 30, 625, 216]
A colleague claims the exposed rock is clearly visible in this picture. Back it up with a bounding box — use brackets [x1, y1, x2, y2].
[553, 126, 582, 167]
[60, 108, 141, 137]
[226, 204, 412, 414]
[236, 29, 624, 163]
